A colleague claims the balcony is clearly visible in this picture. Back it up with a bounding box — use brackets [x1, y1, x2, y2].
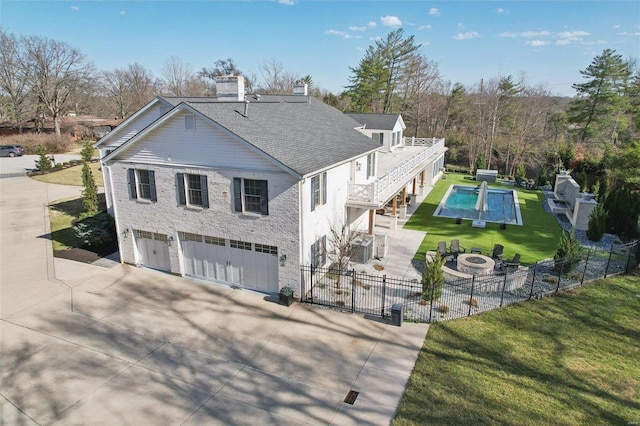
[347, 137, 446, 208]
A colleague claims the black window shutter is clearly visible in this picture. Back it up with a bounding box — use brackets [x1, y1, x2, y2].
[311, 176, 316, 212]
[260, 180, 269, 215]
[149, 170, 157, 202]
[233, 178, 242, 212]
[322, 172, 327, 206]
[176, 173, 186, 205]
[311, 241, 317, 268]
[200, 175, 209, 208]
[127, 169, 137, 199]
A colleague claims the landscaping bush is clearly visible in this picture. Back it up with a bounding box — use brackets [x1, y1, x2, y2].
[72, 211, 116, 247]
[554, 230, 583, 273]
[80, 140, 96, 162]
[586, 204, 608, 242]
[81, 163, 99, 215]
[604, 186, 640, 237]
[423, 252, 445, 302]
[34, 146, 52, 171]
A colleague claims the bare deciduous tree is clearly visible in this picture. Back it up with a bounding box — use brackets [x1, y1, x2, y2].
[0, 30, 32, 133]
[258, 59, 298, 94]
[162, 55, 204, 96]
[24, 35, 93, 135]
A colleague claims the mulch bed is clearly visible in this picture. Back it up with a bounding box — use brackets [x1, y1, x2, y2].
[54, 242, 118, 264]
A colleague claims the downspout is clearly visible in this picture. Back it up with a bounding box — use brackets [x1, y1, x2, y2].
[298, 178, 305, 295]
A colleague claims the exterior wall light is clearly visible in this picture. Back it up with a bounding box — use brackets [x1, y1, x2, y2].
[279, 254, 287, 267]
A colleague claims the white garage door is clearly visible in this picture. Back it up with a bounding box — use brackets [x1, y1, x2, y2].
[135, 230, 171, 272]
[180, 232, 279, 293]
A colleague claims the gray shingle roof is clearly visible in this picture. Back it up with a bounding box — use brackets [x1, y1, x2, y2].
[346, 113, 400, 131]
[162, 95, 380, 177]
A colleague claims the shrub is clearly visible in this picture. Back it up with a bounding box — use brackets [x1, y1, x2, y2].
[80, 140, 96, 162]
[515, 164, 526, 186]
[586, 204, 608, 242]
[554, 230, 583, 274]
[34, 146, 52, 171]
[73, 211, 116, 247]
[81, 163, 99, 215]
[3, 133, 72, 154]
[604, 186, 640, 237]
[438, 305, 450, 314]
[423, 252, 445, 302]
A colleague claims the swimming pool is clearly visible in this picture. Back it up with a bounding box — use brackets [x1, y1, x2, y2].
[434, 184, 523, 225]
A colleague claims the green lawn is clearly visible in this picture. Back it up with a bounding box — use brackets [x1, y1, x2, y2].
[405, 173, 563, 264]
[31, 162, 103, 187]
[394, 273, 640, 425]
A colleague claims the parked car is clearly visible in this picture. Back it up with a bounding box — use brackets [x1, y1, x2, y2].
[0, 145, 25, 157]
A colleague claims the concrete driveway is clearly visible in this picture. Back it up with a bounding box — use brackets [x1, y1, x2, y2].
[0, 154, 82, 178]
[0, 176, 429, 425]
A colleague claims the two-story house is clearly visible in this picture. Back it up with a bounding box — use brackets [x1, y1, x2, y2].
[96, 77, 447, 296]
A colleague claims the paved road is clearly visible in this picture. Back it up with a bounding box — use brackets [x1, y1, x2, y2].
[0, 154, 83, 178]
[0, 176, 430, 425]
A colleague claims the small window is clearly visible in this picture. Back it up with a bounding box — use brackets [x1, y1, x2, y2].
[255, 244, 278, 255]
[311, 172, 327, 212]
[366, 153, 375, 179]
[372, 133, 384, 144]
[230, 240, 252, 250]
[177, 173, 209, 208]
[233, 178, 269, 215]
[135, 230, 153, 239]
[127, 169, 157, 201]
[184, 114, 195, 131]
[204, 236, 226, 246]
[181, 232, 202, 242]
[311, 236, 326, 268]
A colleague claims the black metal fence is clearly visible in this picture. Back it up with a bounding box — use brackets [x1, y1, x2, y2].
[300, 240, 639, 323]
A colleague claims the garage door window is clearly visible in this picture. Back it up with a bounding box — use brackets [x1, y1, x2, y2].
[255, 244, 278, 255]
[230, 239, 252, 250]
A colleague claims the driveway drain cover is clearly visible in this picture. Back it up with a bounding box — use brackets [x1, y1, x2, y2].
[344, 390, 359, 405]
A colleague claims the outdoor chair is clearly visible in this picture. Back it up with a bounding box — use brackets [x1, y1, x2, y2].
[437, 241, 448, 258]
[503, 253, 521, 270]
[491, 244, 504, 261]
[450, 239, 466, 258]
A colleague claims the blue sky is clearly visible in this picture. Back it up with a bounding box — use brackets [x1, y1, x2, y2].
[1, 1, 638, 97]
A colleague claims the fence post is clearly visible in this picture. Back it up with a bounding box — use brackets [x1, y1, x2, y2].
[351, 269, 356, 313]
[605, 248, 613, 278]
[310, 265, 314, 303]
[529, 261, 538, 299]
[556, 260, 564, 293]
[624, 242, 633, 274]
[428, 280, 435, 323]
[581, 250, 590, 286]
[382, 275, 387, 319]
[468, 275, 476, 316]
[500, 270, 508, 307]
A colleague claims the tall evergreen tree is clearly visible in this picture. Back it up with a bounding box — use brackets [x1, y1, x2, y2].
[568, 49, 631, 145]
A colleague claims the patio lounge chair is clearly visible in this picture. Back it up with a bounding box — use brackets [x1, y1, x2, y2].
[503, 253, 521, 270]
[437, 241, 448, 258]
[491, 244, 504, 261]
[450, 239, 466, 258]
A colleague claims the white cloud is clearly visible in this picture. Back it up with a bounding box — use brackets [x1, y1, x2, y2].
[612, 25, 621, 29]
[499, 31, 551, 38]
[453, 31, 479, 40]
[370, 36, 382, 42]
[418, 25, 432, 31]
[119, 11, 126, 15]
[71, 6, 79, 11]
[526, 40, 550, 46]
[429, 8, 440, 16]
[557, 30, 589, 39]
[350, 26, 367, 31]
[368, 21, 377, 28]
[496, 8, 504, 13]
[325, 30, 361, 40]
[458, 23, 465, 30]
[381, 16, 402, 27]
[278, 0, 294, 5]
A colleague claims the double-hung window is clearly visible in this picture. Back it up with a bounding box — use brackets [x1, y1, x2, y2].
[233, 178, 268, 215]
[311, 236, 326, 268]
[372, 132, 384, 145]
[127, 169, 157, 201]
[177, 173, 209, 208]
[311, 171, 327, 212]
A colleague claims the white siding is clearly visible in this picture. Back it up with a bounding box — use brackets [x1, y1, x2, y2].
[300, 162, 368, 267]
[103, 103, 167, 150]
[121, 112, 282, 172]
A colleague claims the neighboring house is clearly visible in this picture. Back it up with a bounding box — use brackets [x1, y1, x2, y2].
[97, 77, 447, 296]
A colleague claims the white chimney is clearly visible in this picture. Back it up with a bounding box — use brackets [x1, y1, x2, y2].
[293, 81, 308, 96]
[217, 75, 245, 102]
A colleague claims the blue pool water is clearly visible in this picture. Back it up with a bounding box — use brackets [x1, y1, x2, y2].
[434, 184, 522, 225]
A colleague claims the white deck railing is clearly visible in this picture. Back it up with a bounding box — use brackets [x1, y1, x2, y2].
[347, 138, 445, 205]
